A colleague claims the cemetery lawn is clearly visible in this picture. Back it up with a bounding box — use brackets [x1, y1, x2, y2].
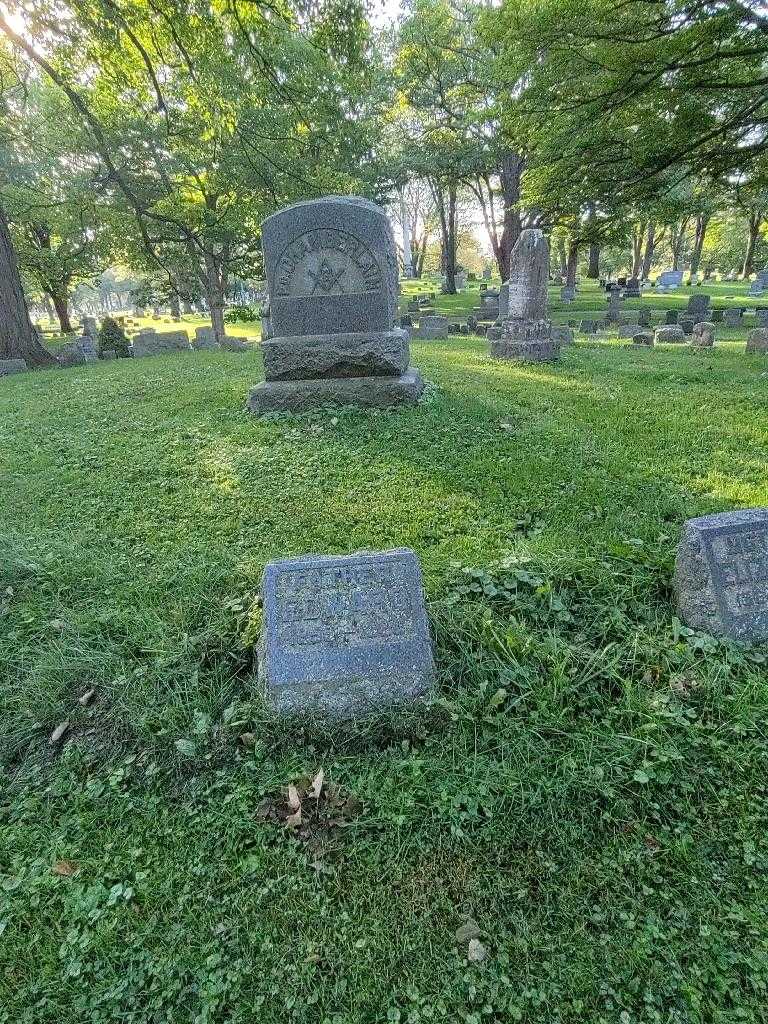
[2, 331, 768, 1023]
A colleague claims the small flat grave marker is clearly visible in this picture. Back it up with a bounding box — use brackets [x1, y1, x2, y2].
[258, 548, 435, 717]
[675, 510, 768, 643]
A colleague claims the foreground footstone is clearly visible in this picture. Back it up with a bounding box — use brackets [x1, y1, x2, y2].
[249, 196, 424, 413]
[258, 548, 435, 717]
[675, 510, 768, 643]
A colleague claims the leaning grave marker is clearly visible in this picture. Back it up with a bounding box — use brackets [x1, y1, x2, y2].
[258, 548, 435, 718]
[675, 509, 768, 643]
[249, 196, 424, 413]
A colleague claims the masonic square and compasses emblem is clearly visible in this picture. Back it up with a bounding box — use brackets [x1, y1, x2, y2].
[273, 228, 384, 298]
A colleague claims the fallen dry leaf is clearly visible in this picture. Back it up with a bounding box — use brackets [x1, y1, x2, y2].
[238, 732, 257, 747]
[287, 784, 301, 813]
[309, 768, 325, 800]
[49, 721, 70, 745]
[467, 938, 488, 963]
[285, 807, 302, 830]
[52, 860, 79, 877]
[78, 688, 97, 707]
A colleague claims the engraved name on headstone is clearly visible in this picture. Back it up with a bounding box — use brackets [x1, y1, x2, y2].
[258, 548, 435, 716]
[675, 510, 768, 642]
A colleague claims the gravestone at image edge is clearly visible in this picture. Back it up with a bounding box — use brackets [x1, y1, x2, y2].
[675, 509, 768, 643]
[258, 548, 436, 717]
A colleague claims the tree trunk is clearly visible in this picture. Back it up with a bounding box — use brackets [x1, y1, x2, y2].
[631, 222, 645, 278]
[742, 211, 763, 278]
[556, 238, 567, 277]
[169, 292, 180, 319]
[670, 218, 689, 272]
[473, 175, 502, 278]
[48, 287, 72, 333]
[641, 221, 657, 280]
[399, 189, 414, 279]
[432, 181, 457, 294]
[201, 249, 228, 344]
[565, 239, 579, 288]
[689, 214, 710, 278]
[587, 243, 600, 278]
[498, 152, 524, 279]
[0, 203, 55, 367]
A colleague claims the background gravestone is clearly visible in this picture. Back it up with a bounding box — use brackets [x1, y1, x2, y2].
[258, 548, 435, 717]
[490, 229, 559, 363]
[675, 509, 768, 642]
[0, 358, 28, 377]
[249, 197, 424, 413]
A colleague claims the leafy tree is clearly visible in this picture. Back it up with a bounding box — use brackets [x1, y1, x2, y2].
[1, 0, 380, 343]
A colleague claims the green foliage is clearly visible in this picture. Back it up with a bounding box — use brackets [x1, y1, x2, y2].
[97, 317, 129, 358]
[1, 295, 767, 1018]
[223, 304, 260, 324]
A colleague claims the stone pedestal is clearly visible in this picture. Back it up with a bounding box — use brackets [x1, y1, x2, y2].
[490, 318, 560, 363]
[249, 196, 424, 414]
[249, 369, 424, 414]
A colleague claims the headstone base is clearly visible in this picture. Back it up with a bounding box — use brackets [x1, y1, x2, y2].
[263, 329, 408, 379]
[490, 317, 560, 362]
[490, 339, 560, 362]
[248, 368, 424, 414]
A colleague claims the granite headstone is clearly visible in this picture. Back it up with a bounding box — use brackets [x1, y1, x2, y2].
[249, 196, 423, 413]
[675, 510, 768, 643]
[258, 548, 435, 717]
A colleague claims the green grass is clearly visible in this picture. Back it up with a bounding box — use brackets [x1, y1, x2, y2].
[1, 316, 768, 1022]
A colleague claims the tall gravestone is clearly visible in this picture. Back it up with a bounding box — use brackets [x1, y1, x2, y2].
[248, 197, 424, 413]
[258, 548, 435, 717]
[606, 284, 623, 323]
[490, 229, 559, 363]
[676, 510, 768, 643]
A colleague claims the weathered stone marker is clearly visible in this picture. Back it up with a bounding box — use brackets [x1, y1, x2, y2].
[747, 328, 768, 353]
[249, 196, 424, 413]
[258, 548, 435, 717]
[691, 322, 716, 348]
[490, 229, 560, 363]
[0, 358, 27, 377]
[675, 510, 768, 643]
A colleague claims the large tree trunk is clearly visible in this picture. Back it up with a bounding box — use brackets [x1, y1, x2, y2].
[48, 287, 72, 333]
[587, 243, 600, 278]
[169, 292, 181, 320]
[641, 221, 657, 280]
[0, 203, 55, 367]
[689, 214, 710, 277]
[201, 249, 228, 345]
[498, 152, 524, 279]
[742, 210, 763, 278]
